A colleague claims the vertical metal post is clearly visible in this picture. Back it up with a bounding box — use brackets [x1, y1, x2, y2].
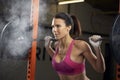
[27, 0, 39, 80]
[116, 1, 120, 80]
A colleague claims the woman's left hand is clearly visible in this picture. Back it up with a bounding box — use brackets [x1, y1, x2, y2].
[89, 35, 102, 47]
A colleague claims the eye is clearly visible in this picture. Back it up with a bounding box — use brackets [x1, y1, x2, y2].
[56, 25, 61, 28]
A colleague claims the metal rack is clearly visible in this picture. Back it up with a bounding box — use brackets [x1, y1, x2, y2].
[27, 0, 39, 80]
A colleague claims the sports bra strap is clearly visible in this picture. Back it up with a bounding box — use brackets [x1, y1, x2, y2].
[66, 40, 74, 56]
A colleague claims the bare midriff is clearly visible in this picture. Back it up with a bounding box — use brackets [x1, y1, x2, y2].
[58, 72, 90, 80]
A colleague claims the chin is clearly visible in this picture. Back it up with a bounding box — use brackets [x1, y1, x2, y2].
[55, 36, 63, 40]
[55, 37, 60, 40]
[55, 37, 59, 40]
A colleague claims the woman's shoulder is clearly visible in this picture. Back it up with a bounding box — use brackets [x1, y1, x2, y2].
[74, 39, 90, 49]
[74, 39, 88, 45]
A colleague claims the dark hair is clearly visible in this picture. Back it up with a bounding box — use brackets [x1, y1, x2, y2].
[54, 12, 74, 27]
[70, 15, 82, 38]
[54, 12, 82, 39]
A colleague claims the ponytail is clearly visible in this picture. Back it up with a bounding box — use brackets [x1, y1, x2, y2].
[70, 15, 82, 39]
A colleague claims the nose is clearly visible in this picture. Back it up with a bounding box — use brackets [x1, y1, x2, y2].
[52, 27, 57, 33]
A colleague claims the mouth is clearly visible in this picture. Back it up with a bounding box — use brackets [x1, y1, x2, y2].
[54, 34, 59, 37]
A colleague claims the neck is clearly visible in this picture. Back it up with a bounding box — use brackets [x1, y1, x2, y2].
[58, 34, 73, 48]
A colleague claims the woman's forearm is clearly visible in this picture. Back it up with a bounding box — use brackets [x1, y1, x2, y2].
[94, 47, 106, 73]
[45, 46, 55, 57]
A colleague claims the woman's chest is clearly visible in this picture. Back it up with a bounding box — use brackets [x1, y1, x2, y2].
[55, 47, 84, 63]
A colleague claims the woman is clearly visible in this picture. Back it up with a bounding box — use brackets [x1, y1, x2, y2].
[44, 12, 105, 80]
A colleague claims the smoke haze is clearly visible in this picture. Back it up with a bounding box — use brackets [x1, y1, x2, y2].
[0, 0, 48, 59]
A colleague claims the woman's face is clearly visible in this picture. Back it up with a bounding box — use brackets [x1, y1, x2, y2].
[51, 18, 71, 39]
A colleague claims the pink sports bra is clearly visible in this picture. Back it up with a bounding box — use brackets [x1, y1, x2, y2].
[52, 40, 85, 75]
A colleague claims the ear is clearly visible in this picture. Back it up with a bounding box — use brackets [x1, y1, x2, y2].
[67, 26, 72, 31]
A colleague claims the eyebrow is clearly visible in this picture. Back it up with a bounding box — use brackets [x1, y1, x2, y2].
[51, 24, 60, 27]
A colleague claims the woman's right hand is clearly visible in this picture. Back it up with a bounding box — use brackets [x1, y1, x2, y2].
[44, 36, 52, 48]
[89, 35, 102, 47]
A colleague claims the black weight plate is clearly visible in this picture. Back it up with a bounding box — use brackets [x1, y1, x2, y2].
[112, 15, 120, 64]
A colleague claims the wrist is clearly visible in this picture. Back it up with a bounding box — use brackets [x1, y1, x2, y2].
[93, 46, 101, 52]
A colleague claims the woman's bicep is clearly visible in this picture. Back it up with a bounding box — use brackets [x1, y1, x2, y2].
[83, 43, 98, 69]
